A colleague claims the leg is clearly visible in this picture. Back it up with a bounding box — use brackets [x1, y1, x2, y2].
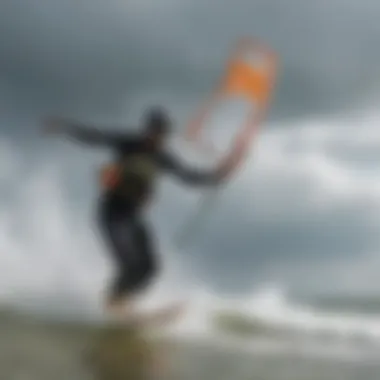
[99, 209, 158, 319]
[108, 220, 158, 320]
[126, 219, 158, 294]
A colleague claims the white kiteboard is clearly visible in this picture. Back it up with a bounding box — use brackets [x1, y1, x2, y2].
[108, 301, 186, 330]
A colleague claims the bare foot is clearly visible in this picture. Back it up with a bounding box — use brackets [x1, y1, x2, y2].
[144, 301, 187, 327]
[105, 297, 135, 322]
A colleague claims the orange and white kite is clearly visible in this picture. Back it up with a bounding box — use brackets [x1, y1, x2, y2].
[185, 38, 278, 178]
[176, 38, 279, 247]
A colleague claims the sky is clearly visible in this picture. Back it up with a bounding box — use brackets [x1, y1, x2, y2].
[1, 0, 380, 306]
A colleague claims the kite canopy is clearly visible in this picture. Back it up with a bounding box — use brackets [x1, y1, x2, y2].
[176, 38, 279, 248]
[185, 38, 278, 178]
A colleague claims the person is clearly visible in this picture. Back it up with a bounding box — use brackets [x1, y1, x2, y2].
[42, 107, 231, 320]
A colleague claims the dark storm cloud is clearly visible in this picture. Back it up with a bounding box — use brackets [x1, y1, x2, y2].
[194, 194, 379, 290]
[1, 0, 380, 128]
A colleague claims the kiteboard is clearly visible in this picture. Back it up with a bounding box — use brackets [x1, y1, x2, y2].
[109, 301, 186, 330]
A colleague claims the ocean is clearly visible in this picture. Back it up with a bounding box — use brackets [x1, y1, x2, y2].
[2, 286, 380, 380]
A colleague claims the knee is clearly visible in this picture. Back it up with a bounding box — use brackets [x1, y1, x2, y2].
[138, 256, 158, 287]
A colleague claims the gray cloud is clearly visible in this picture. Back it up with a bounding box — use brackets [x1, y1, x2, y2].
[1, 0, 380, 128]
[161, 115, 380, 292]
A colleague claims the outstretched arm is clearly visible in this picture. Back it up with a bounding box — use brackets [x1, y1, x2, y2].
[162, 153, 226, 186]
[42, 117, 135, 147]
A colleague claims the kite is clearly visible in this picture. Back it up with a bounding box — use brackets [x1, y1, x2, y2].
[175, 38, 279, 248]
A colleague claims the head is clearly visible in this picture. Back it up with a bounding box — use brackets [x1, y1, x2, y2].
[142, 106, 172, 148]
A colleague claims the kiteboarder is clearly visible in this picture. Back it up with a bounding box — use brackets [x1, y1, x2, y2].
[42, 107, 232, 320]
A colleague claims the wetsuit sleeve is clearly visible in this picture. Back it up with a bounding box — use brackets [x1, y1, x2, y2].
[162, 153, 222, 186]
[58, 120, 135, 147]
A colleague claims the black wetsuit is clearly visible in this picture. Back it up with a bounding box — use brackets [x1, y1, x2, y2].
[63, 124, 219, 300]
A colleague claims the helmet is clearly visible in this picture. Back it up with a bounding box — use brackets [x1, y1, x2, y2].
[143, 106, 171, 134]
